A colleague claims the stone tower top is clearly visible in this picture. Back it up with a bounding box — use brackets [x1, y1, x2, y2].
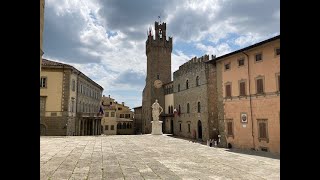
[146, 21, 172, 55]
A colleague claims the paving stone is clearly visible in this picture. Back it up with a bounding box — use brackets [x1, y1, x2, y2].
[41, 135, 280, 179]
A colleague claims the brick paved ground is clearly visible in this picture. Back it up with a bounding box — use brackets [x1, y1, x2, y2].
[40, 135, 280, 180]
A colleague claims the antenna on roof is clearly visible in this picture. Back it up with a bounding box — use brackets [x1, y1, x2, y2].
[158, 14, 161, 23]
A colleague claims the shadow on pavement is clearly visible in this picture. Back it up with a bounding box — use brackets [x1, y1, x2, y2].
[224, 148, 280, 160]
[166, 134, 280, 160]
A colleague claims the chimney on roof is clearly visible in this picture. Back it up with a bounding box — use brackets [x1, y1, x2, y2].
[122, 102, 124, 106]
[108, 95, 110, 98]
[103, 95, 105, 97]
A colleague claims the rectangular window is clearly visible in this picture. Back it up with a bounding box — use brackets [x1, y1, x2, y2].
[275, 48, 280, 56]
[105, 112, 109, 117]
[40, 77, 47, 88]
[238, 58, 245, 66]
[179, 123, 182, 132]
[71, 100, 74, 112]
[118, 108, 122, 110]
[111, 112, 115, 117]
[80, 84, 82, 93]
[239, 82, 246, 96]
[111, 125, 114, 130]
[188, 124, 191, 133]
[258, 119, 268, 141]
[227, 121, 233, 136]
[256, 78, 264, 94]
[225, 63, 231, 70]
[120, 114, 124, 118]
[72, 80, 75, 91]
[255, 53, 263, 62]
[105, 125, 108, 130]
[226, 84, 231, 97]
[278, 75, 280, 92]
[125, 114, 130, 118]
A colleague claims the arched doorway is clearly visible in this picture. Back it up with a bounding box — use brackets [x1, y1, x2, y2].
[40, 124, 46, 136]
[198, 120, 202, 140]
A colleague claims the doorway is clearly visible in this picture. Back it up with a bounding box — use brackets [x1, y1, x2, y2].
[170, 119, 174, 134]
[198, 120, 202, 139]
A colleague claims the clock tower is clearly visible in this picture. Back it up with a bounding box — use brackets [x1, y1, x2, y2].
[141, 21, 172, 134]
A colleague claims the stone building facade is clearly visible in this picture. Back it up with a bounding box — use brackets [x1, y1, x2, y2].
[133, 106, 142, 134]
[101, 95, 134, 135]
[40, 59, 103, 136]
[207, 35, 280, 153]
[75, 71, 104, 136]
[141, 21, 172, 134]
[40, 0, 45, 73]
[173, 55, 218, 141]
[163, 81, 174, 134]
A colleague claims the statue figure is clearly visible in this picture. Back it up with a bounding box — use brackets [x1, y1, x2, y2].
[151, 99, 163, 121]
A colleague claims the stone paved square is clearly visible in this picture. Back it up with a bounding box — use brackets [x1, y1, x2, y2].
[40, 135, 280, 180]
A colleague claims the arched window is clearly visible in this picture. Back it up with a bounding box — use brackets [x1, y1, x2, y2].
[168, 106, 171, 114]
[187, 103, 190, 113]
[117, 123, 121, 129]
[179, 105, 181, 113]
[197, 102, 201, 113]
[196, 76, 199, 86]
[127, 123, 130, 129]
[178, 84, 180, 92]
[170, 106, 173, 114]
[186, 80, 189, 89]
[122, 123, 126, 129]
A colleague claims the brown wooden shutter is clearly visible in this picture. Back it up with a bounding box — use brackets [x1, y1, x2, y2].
[278, 76, 280, 91]
[259, 122, 267, 138]
[226, 85, 231, 97]
[240, 82, 245, 96]
[227, 122, 233, 135]
[257, 79, 263, 93]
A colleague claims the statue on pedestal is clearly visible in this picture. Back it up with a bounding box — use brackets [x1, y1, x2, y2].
[151, 99, 163, 121]
[151, 99, 163, 135]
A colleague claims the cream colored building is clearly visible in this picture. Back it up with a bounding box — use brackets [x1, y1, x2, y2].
[101, 95, 134, 135]
[40, 59, 103, 136]
[208, 35, 280, 153]
[40, 0, 45, 73]
[163, 81, 174, 134]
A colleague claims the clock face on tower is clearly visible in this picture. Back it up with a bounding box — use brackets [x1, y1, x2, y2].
[154, 80, 163, 89]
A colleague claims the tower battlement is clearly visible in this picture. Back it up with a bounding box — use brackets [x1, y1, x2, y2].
[173, 54, 216, 77]
[146, 21, 172, 54]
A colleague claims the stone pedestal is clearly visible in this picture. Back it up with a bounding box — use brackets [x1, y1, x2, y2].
[151, 121, 163, 135]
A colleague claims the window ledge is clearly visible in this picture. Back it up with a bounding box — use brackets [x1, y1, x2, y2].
[258, 138, 269, 143]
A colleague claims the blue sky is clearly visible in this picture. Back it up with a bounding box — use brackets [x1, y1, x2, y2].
[43, 0, 280, 110]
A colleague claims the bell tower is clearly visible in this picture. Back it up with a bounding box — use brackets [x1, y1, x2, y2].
[142, 21, 173, 134]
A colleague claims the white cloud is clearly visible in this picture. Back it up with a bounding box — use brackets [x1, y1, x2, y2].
[43, 0, 279, 109]
[196, 43, 232, 57]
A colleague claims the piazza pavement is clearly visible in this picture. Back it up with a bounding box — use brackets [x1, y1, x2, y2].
[40, 135, 280, 180]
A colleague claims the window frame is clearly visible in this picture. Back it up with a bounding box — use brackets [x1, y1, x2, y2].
[225, 82, 232, 98]
[197, 102, 201, 113]
[238, 57, 245, 67]
[40, 76, 47, 88]
[196, 76, 200, 86]
[255, 76, 265, 94]
[254, 52, 263, 63]
[274, 47, 280, 56]
[186, 79, 189, 89]
[187, 103, 190, 113]
[257, 119, 269, 142]
[238, 80, 246, 96]
[226, 119, 234, 138]
[224, 62, 231, 71]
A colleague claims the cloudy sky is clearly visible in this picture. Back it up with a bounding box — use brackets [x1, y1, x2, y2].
[43, 0, 280, 110]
